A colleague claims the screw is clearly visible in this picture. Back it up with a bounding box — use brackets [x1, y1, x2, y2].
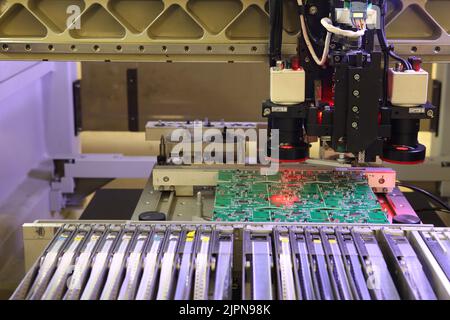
[352, 122, 358, 129]
[426, 109, 434, 118]
[309, 6, 318, 15]
[352, 106, 359, 113]
[163, 176, 170, 182]
[353, 90, 360, 97]
[263, 108, 271, 116]
[334, 55, 341, 62]
[353, 74, 361, 81]
[304, 57, 310, 63]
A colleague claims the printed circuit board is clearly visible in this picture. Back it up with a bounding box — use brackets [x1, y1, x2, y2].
[212, 169, 389, 223]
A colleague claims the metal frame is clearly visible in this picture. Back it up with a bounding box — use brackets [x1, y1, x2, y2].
[0, 0, 449, 61]
[385, 0, 450, 60]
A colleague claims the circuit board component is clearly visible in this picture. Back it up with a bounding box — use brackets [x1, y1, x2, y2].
[212, 169, 389, 223]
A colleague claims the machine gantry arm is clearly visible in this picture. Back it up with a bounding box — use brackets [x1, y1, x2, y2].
[0, 0, 449, 62]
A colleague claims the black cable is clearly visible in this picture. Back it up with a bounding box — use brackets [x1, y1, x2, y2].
[377, 0, 412, 70]
[397, 183, 450, 212]
[383, 55, 389, 99]
[415, 208, 450, 214]
[381, 36, 389, 105]
[269, 0, 283, 67]
[376, 0, 409, 104]
[303, 0, 322, 46]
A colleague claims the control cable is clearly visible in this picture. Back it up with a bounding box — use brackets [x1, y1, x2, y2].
[376, 0, 412, 70]
[298, 0, 368, 66]
[269, 0, 283, 67]
[397, 183, 450, 212]
[415, 208, 450, 215]
[298, 0, 331, 66]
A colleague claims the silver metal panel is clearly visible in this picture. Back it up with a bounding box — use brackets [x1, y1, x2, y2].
[0, 0, 449, 61]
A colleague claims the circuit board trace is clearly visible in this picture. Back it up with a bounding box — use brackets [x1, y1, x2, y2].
[212, 169, 389, 224]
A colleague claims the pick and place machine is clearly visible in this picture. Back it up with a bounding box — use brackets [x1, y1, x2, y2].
[1, 0, 450, 300]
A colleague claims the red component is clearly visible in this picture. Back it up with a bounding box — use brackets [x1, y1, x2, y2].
[291, 56, 300, 70]
[377, 195, 395, 222]
[378, 112, 382, 125]
[270, 194, 299, 207]
[317, 111, 323, 125]
[409, 56, 422, 72]
[280, 145, 294, 150]
[381, 158, 425, 165]
[321, 74, 335, 106]
[395, 146, 410, 151]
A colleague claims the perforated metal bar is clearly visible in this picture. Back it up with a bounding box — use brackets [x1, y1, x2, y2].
[0, 0, 449, 61]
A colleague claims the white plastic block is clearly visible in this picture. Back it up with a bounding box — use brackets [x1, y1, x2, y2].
[388, 68, 428, 107]
[335, 8, 377, 27]
[270, 68, 305, 105]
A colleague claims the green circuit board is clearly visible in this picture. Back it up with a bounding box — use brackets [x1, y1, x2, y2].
[212, 169, 389, 224]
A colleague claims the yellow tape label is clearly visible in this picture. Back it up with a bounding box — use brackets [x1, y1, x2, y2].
[186, 231, 196, 242]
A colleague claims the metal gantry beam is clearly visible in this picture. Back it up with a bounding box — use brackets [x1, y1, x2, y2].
[0, 0, 449, 62]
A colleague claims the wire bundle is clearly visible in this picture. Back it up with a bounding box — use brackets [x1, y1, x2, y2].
[297, 0, 367, 67]
[269, 0, 283, 67]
